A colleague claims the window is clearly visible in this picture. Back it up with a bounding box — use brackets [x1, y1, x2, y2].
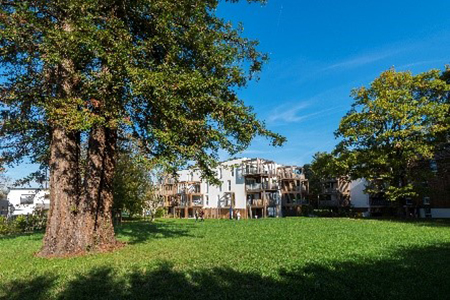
[205, 195, 209, 206]
[423, 197, 430, 205]
[231, 167, 234, 177]
[219, 168, 222, 179]
[219, 184, 222, 192]
[217, 195, 220, 203]
[20, 194, 35, 205]
[206, 183, 209, 194]
[228, 180, 232, 191]
[189, 174, 194, 182]
[405, 198, 412, 206]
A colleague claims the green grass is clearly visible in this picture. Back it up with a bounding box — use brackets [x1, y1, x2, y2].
[1, 218, 450, 300]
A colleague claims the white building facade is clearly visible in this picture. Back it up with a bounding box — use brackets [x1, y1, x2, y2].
[7, 188, 50, 216]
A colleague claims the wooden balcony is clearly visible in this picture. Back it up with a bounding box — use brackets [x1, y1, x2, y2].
[278, 167, 306, 180]
[247, 198, 278, 207]
[318, 199, 339, 207]
[246, 182, 279, 191]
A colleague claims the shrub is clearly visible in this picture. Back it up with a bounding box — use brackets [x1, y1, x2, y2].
[0, 208, 47, 235]
[154, 207, 166, 219]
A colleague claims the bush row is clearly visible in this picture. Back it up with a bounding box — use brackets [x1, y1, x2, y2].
[0, 209, 47, 235]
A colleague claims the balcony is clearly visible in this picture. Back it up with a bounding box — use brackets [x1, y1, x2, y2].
[178, 183, 201, 194]
[278, 168, 305, 180]
[242, 167, 276, 177]
[281, 186, 307, 193]
[191, 198, 203, 207]
[218, 199, 233, 208]
[369, 198, 391, 207]
[246, 183, 278, 191]
[323, 187, 339, 194]
[318, 200, 339, 207]
[247, 199, 264, 207]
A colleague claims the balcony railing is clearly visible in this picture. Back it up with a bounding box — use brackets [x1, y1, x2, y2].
[318, 200, 339, 207]
[218, 199, 233, 208]
[246, 183, 278, 191]
[369, 198, 391, 207]
[192, 199, 203, 206]
[242, 167, 276, 177]
[177, 184, 201, 194]
[323, 187, 339, 194]
[278, 173, 305, 180]
[247, 199, 264, 206]
[281, 186, 307, 193]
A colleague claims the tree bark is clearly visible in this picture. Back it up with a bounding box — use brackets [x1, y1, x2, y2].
[77, 125, 119, 251]
[39, 126, 120, 257]
[39, 127, 82, 256]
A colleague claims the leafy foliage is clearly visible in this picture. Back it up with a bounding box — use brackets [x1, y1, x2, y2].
[336, 68, 450, 201]
[113, 138, 157, 218]
[0, 0, 285, 184]
[0, 208, 47, 235]
[304, 152, 348, 198]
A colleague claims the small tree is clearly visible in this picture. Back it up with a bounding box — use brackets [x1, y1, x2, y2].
[113, 138, 154, 220]
[336, 68, 450, 201]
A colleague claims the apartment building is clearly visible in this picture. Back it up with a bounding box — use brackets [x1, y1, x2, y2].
[160, 158, 310, 219]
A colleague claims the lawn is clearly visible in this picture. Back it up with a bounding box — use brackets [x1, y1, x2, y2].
[1, 218, 450, 300]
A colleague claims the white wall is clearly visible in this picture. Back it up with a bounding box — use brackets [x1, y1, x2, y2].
[176, 158, 248, 209]
[349, 179, 370, 208]
[420, 208, 450, 219]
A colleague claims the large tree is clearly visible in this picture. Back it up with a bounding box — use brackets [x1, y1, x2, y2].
[0, 0, 284, 257]
[335, 68, 450, 201]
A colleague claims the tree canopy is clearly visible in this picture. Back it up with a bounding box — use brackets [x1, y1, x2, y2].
[0, 0, 284, 181]
[335, 68, 450, 201]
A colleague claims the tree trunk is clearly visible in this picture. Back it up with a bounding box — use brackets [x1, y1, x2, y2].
[39, 126, 120, 257]
[76, 125, 120, 252]
[39, 127, 82, 256]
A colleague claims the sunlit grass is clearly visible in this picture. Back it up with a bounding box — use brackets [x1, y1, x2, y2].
[1, 218, 449, 299]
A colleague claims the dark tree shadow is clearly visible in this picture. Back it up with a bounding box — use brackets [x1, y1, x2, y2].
[0, 275, 56, 300]
[368, 218, 450, 228]
[4, 243, 448, 300]
[0, 232, 44, 241]
[115, 220, 197, 244]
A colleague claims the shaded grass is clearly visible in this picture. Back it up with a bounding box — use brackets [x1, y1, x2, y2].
[1, 218, 450, 299]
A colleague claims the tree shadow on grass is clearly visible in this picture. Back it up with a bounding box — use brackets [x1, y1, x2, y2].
[368, 218, 450, 228]
[115, 220, 197, 244]
[0, 231, 44, 241]
[0, 275, 56, 300]
[3, 243, 449, 300]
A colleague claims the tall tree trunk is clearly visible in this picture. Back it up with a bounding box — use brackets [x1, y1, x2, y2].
[39, 126, 120, 257]
[39, 127, 82, 256]
[77, 125, 119, 251]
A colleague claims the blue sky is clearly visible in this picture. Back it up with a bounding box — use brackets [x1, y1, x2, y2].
[4, 0, 450, 183]
[217, 0, 450, 166]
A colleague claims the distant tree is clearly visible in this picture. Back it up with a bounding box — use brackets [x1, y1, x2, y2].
[309, 152, 345, 181]
[113, 139, 152, 219]
[335, 68, 450, 201]
[0, 0, 284, 256]
[113, 138, 164, 222]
